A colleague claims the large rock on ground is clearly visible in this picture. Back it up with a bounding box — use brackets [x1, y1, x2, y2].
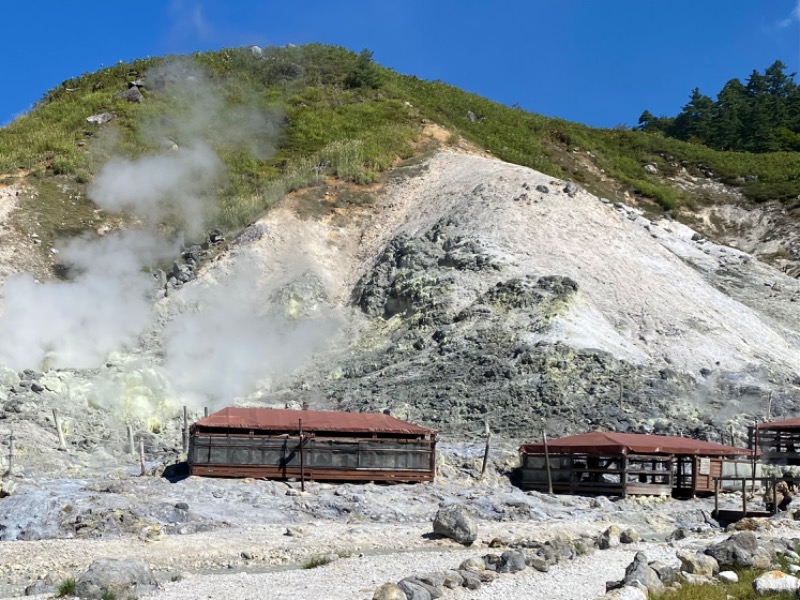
[621, 552, 664, 595]
[677, 551, 719, 578]
[751, 570, 800, 595]
[598, 525, 621, 549]
[432, 504, 478, 545]
[397, 579, 434, 600]
[76, 558, 156, 599]
[373, 583, 407, 600]
[704, 531, 759, 568]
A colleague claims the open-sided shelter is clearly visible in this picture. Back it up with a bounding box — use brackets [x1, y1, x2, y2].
[189, 407, 437, 483]
[749, 418, 800, 465]
[519, 431, 753, 497]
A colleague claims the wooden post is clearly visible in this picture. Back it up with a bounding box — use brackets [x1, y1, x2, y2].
[139, 439, 146, 476]
[622, 455, 628, 498]
[480, 420, 492, 479]
[182, 406, 189, 453]
[773, 476, 778, 515]
[127, 425, 135, 455]
[5, 425, 14, 478]
[713, 477, 719, 517]
[52, 409, 66, 451]
[299, 419, 305, 493]
[742, 478, 748, 514]
[542, 429, 553, 495]
[752, 420, 758, 494]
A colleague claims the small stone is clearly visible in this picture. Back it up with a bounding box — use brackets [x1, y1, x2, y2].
[717, 570, 738, 583]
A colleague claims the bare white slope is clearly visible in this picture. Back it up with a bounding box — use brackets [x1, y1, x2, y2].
[183, 150, 799, 381]
[374, 151, 799, 375]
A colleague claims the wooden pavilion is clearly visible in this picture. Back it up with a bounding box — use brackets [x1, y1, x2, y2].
[519, 431, 753, 497]
[189, 407, 437, 483]
[749, 418, 800, 465]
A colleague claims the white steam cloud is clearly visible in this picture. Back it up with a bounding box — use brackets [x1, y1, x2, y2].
[0, 232, 177, 370]
[0, 55, 336, 419]
[90, 143, 223, 237]
[163, 261, 340, 410]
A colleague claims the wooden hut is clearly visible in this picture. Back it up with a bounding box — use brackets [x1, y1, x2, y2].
[749, 418, 800, 465]
[519, 431, 753, 497]
[189, 407, 437, 483]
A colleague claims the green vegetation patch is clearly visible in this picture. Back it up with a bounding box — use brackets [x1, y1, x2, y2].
[2, 43, 798, 251]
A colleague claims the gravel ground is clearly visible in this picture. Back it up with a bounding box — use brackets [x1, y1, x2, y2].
[145, 541, 684, 600]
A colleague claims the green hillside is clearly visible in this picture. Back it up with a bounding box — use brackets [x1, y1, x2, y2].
[1, 43, 799, 250]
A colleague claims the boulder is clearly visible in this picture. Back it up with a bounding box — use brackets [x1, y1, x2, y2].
[456, 570, 481, 590]
[497, 550, 527, 573]
[442, 570, 463, 589]
[398, 577, 441, 599]
[113, 86, 144, 103]
[751, 570, 800, 595]
[432, 504, 478, 545]
[86, 112, 114, 125]
[75, 558, 156, 599]
[459, 557, 485, 573]
[482, 554, 502, 572]
[396, 580, 431, 600]
[677, 551, 719, 577]
[409, 572, 445, 592]
[621, 552, 664, 595]
[704, 531, 758, 568]
[620, 528, 640, 544]
[535, 184, 550, 194]
[644, 164, 658, 174]
[563, 182, 579, 197]
[373, 583, 407, 600]
[648, 560, 680, 586]
[598, 525, 621, 549]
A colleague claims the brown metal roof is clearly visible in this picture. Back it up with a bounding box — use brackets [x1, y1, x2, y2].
[520, 431, 752, 457]
[192, 407, 436, 436]
[756, 417, 800, 431]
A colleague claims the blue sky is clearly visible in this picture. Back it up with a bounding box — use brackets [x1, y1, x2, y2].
[2, 1, 799, 128]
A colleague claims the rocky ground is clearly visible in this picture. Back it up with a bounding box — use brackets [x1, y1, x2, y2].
[1, 148, 800, 597]
[0, 437, 789, 599]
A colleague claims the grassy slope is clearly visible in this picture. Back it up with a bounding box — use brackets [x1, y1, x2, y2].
[0, 43, 798, 253]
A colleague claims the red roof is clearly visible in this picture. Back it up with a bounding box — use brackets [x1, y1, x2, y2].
[520, 431, 751, 457]
[756, 417, 800, 431]
[192, 407, 436, 436]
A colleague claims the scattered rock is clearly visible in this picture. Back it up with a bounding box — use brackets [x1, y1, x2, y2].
[677, 551, 719, 578]
[113, 86, 144, 103]
[598, 525, 621, 549]
[373, 582, 407, 600]
[718, 570, 738, 583]
[432, 504, 478, 545]
[75, 558, 157, 599]
[86, 112, 114, 125]
[752, 570, 800, 595]
[620, 528, 640, 544]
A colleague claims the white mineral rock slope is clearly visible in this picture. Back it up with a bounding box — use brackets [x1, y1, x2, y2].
[219, 149, 800, 381]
